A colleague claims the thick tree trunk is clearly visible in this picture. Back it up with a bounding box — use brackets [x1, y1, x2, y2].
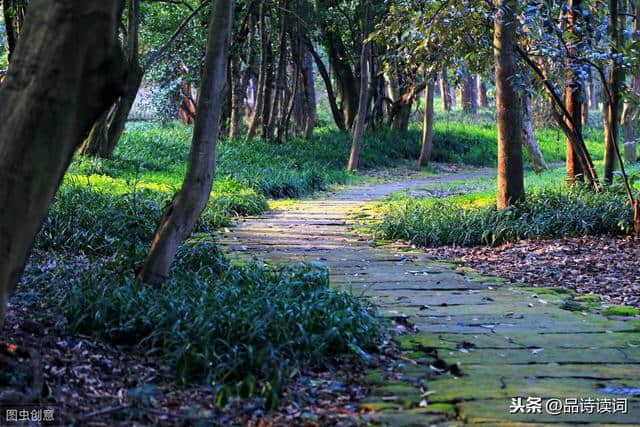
[418, 74, 436, 167]
[604, 0, 622, 184]
[522, 88, 547, 173]
[478, 77, 489, 108]
[462, 75, 478, 115]
[566, 0, 585, 184]
[347, 6, 371, 172]
[494, 0, 525, 209]
[301, 49, 317, 139]
[79, 0, 143, 159]
[439, 67, 452, 112]
[0, 0, 126, 325]
[137, 0, 232, 284]
[324, 31, 359, 129]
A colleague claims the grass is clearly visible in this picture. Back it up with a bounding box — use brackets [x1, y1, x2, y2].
[375, 172, 635, 247]
[429, 107, 605, 166]
[30, 240, 381, 407]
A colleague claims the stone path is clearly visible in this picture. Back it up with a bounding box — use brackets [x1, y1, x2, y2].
[218, 171, 640, 426]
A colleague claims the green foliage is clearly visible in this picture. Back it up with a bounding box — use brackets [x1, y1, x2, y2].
[376, 186, 632, 247]
[42, 242, 381, 405]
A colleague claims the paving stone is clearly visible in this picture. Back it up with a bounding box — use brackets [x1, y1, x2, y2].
[219, 173, 640, 426]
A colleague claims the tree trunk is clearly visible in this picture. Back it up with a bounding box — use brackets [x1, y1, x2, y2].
[268, 8, 288, 142]
[305, 39, 346, 131]
[322, 27, 358, 129]
[137, 0, 232, 285]
[247, 3, 266, 140]
[565, 0, 585, 184]
[622, 1, 640, 163]
[582, 82, 590, 127]
[439, 67, 452, 112]
[229, 56, 244, 140]
[462, 75, 478, 115]
[418, 73, 436, 168]
[622, 92, 637, 162]
[590, 78, 598, 109]
[0, 0, 126, 326]
[78, 0, 143, 159]
[494, 0, 525, 209]
[301, 49, 317, 139]
[478, 77, 489, 108]
[347, 5, 371, 172]
[2, 0, 27, 62]
[604, 0, 622, 184]
[522, 87, 547, 173]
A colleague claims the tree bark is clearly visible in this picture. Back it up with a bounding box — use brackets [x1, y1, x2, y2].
[418, 72, 436, 168]
[494, 0, 525, 209]
[247, 3, 267, 140]
[478, 76, 489, 108]
[462, 75, 478, 115]
[78, 0, 143, 159]
[347, 5, 371, 172]
[604, 0, 622, 184]
[522, 87, 547, 173]
[268, 7, 288, 142]
[565, 0, 585, 184]
[229, 56, 244, 140]
[137, 0, 232, 285]
[0, 0, 126, 326]
[439, 67, 452, 112]
[305, 39, 346, 131]
[301, 49, 317, 139]
[622, 1, 640, 163]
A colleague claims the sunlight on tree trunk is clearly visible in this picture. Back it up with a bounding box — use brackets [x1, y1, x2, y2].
[494, 0, 524, 209]
[0, 0, 126, 326]
[138, 0, 233, 285]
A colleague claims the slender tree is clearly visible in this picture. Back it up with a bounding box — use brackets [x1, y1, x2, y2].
[565, 0, 584, 184]
[604, 0, 622, 184]
[439, 67, 452, 111]
[138, 0, 233, 284]
[347, 3, 371, 172]
[0, 0, 126, 326]
[418, 70, 436, 167]
[494, 0, 524, 208]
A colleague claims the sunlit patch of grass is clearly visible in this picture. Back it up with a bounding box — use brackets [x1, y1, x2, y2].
[376, 185, 632, 247]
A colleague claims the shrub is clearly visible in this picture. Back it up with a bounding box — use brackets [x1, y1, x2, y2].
[376, 186, 632, 247]
[43, 241, 381, 405]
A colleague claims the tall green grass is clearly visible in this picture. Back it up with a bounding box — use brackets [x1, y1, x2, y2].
[376, 185, 631, 247]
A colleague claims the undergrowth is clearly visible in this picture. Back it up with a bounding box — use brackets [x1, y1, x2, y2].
[376, 185, 632, 247]
[37, 240, 381, 407]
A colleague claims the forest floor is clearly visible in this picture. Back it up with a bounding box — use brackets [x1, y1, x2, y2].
[218, 168, 640, 425]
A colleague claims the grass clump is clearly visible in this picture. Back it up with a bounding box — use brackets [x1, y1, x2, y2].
[43, 240, 381, 406]
[376, 186, 631, 247]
